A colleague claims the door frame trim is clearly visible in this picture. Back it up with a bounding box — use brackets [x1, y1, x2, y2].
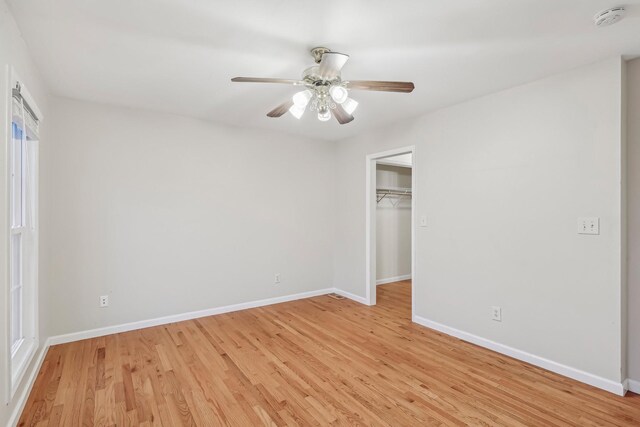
[365, 145, 416, 313]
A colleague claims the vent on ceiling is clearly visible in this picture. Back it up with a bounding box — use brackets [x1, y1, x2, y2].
[594, 7, 626, 27]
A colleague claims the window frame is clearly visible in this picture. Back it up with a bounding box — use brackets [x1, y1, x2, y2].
[5, 68, 42, 403]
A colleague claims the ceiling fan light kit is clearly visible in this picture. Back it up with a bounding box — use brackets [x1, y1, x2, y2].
[231, 47, 415, 125]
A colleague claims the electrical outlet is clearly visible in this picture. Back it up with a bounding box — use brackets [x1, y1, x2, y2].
[99, 295, 109, 308]
[491, 306, 502, 322]
[274, 273, 281, 284]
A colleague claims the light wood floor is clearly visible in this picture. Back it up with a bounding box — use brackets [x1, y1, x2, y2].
[19, 281, 640, 426]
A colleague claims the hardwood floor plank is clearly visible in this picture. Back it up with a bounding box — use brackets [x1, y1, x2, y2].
[18, 281, 640, 426]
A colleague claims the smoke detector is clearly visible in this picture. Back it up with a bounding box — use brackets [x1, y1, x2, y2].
[594, 7, 626, 27]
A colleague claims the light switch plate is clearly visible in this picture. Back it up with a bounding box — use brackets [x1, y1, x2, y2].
[577, 217, 599, 235]
[420, 216, 427, 227]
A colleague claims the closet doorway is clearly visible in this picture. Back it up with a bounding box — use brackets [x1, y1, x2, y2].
[365, 146, 415, 318]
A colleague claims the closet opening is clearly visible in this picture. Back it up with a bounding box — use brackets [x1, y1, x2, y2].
[365, 147, 415, 319]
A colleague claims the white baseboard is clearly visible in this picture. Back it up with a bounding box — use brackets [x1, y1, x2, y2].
[331, 288, 370, 305]
[412, 315, 626, 396]
[628, 379, 640, 394]
[49, 288, 335, 345]
[47, 287, 368, 347]
[376, 274, 411, 285]
[8, 338, 51, 427]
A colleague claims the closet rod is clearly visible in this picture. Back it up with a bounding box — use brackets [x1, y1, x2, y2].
[376, 188, 412, 203]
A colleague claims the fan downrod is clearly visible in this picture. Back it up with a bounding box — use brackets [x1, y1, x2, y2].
[310, 47, 331, 63]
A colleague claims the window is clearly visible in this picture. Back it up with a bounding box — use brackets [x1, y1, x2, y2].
[10, 123, 26, 355]
[8, 79, 40, 400]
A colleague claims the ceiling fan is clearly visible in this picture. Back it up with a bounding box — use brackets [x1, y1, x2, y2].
[231, 47, 415, 125]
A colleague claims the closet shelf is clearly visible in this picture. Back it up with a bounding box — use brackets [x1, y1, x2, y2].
[376, 187, 412, 203]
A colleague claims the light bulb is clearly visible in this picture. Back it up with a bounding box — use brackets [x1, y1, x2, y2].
[292, 90, 312, 108]
[317, 107, 331, 122]
[329, 85, 348, 104]
[289, 104, 305, 119]
[342, 97, 358, 115]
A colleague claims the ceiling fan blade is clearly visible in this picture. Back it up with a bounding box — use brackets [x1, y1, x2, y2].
[346, 80, 415, 93]
[332, 105, 354, 125]
[318, 52, 349, 80]
[267, 99, 294, 118]
[232, 77, 304, 85]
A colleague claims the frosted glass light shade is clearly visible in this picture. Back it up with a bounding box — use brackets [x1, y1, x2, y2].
[342, 97, 358, 115]
[292, 90, 313, 108]
[289, 104, 306, 119]
[317, 108, 331, 121]
[329, 85, 348, 104]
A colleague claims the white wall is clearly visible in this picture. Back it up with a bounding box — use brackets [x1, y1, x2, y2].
[376, 164, 411, 282]
[0, 0, 49, 424]
[334, 58, 626, 384]
[627, 57, 640, 384]
[40, 97, 336, 337]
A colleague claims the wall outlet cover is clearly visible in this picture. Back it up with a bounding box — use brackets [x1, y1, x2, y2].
[99, 295, 109, 308]
[491, 306, 502, 321]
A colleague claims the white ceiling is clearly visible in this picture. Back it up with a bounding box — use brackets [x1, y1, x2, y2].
[8, 0, 640, 141]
